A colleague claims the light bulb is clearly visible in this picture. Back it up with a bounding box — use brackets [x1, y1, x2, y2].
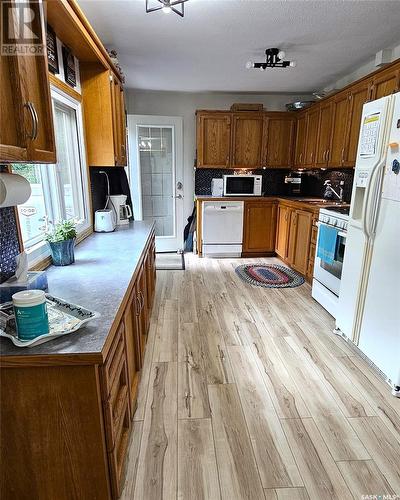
[277, 50, 286, 60]
[289, 61, 297, 67]
[245, 61, 254, 69]
[162, 6, 171, 13]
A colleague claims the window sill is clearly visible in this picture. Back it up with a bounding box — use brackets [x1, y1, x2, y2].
[28, 225, 93, 271]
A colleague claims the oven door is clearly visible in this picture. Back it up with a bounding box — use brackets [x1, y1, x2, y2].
[223, 176, 255, 196]
[314, 223, 346, 296]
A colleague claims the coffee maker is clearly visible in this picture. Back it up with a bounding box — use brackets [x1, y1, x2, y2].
[285, 172, 304, 196]
[107, 195, 133, 226]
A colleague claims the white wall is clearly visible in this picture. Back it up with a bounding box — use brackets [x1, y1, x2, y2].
[324, 42, 400, 92]
[126, 91, 313, 220]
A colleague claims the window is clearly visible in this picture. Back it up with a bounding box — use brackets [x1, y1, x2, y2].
[13, 87, 90, 265]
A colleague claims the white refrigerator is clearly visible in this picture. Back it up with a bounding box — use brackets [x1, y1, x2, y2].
[336, 92, 400, 396]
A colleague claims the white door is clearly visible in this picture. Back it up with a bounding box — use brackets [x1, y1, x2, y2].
[128, 115, 184, 252]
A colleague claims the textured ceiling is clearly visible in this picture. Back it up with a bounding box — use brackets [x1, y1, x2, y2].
[78, 0, 400, 93]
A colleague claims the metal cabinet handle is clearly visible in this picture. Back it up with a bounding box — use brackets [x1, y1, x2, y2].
[299, 153, 302, 164]
[326, 149, 330, 162]
[24, 102, 38, 140]
[139, 290, 145, 310]
[341, 147, 345, 164]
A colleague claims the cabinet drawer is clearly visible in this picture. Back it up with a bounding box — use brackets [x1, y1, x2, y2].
[103, 323, 125, 396]
[107, 395, 131, 499]
[103, 350, 130, 451]
[311, 225, 318, 245]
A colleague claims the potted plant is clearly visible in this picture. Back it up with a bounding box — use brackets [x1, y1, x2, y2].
[43, 218, 78, 266]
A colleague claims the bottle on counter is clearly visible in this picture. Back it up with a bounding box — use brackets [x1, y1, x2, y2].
[12, 290, 49, 340]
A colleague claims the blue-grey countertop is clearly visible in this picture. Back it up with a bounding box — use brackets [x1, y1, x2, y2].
[0, 221, 155, 362]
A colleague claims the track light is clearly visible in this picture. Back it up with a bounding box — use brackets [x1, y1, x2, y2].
[246, 48, 296, 70]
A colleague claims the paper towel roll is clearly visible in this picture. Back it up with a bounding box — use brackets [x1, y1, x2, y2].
[0, 173, 31, 208]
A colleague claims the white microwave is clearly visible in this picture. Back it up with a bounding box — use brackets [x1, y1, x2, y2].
[223, 175, 262, 196]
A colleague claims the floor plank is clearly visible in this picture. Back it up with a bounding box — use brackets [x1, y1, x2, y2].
[281, 418, 352, 500]
[208, 383, 265, 500]
[134, 362, 178, 500]
[120, 421, 143, 500]
[349, 417, 400, 492]
[228, 346, 303, 488]
[177, 323, 211, 419]
[177, 419, 220, 500]
[264, 487, 310, 500]
[337, 460, 395, 499]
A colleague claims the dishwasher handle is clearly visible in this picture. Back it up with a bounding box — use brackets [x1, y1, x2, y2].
[204, 205, 243, 212]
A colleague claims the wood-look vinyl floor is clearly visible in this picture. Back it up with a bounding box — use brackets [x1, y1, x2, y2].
[121, 254, 400, 500]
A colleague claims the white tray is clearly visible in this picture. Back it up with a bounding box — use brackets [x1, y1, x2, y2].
[0, 294, 100, 348]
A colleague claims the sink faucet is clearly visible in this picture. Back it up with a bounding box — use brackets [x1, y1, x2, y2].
[324, 180, 344, 202]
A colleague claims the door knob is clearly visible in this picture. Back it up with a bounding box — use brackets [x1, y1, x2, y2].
[174, 194, 183, 199]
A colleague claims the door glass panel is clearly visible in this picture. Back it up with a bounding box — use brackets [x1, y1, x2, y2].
[138, 126, 174, 237]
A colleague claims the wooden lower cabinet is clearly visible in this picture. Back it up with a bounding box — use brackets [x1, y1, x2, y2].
[275, 204, 291, 259]
[243, 201, 277, 255]
[0, 232, 156, 500]
[275, 201, 317, 281]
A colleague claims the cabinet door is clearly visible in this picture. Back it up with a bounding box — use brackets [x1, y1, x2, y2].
[290, 210, 313, 275]
[294, 113, 307, 167]
[329, 92, 350, 167]
[231, 113, 264, 168]
[243, 202, 277, 254]
[124, 290, 141, 412]
[196, 112, 231, 168]
[263, 115, 295, 168]
[316, 101, 333, 167]
[345, 81, 370, 166]
[111, 75, 126, 166]
[370, 65, 400, 99]
[304, 107, 320, 166]
[275, 204, 290, 259]
[1, 1, 55, 163]
[0, 52, 28, 161]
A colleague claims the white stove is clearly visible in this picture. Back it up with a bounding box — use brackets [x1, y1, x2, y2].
[312, 206, 349, 318]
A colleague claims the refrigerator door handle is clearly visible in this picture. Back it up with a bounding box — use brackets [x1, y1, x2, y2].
[362, 159, 386, 239]
[368, 162, 385, 238]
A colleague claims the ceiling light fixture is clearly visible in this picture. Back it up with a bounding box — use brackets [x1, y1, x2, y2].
[146, 0, 188, 17]
[246, 48, 296, 70]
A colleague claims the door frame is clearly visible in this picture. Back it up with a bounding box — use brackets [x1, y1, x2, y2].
[127, 114, 184, 252]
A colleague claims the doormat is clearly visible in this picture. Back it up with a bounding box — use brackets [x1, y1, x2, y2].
[235, 264, 304, 288]
[156, 252, 185, 271]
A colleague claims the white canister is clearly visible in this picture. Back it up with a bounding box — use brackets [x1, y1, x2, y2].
[12, 290, 49, 340]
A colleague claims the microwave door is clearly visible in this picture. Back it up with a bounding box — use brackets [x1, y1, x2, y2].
[225, 177, 254, 195]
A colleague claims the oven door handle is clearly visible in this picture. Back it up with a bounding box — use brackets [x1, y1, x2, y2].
[316, 222, 347, 239]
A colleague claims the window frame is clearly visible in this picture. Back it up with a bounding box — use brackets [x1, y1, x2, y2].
[23, 85, 91, 267]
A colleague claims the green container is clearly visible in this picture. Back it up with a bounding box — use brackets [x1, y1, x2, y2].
[12, 290, 49, 341]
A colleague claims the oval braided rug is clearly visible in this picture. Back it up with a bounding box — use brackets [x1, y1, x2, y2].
[235, 264, 305, 288]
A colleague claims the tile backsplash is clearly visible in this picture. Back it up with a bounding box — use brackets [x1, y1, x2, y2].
[195, 168, 354, 202]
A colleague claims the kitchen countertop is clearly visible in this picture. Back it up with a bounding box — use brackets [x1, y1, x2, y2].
[195, 195, 349, 209]
[0, 221, 155, 363]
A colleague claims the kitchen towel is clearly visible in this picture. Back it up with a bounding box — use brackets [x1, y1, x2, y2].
[317, 224, 339, 264]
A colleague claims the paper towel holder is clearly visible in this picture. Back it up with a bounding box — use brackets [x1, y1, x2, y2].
[0, 172, 32, 208]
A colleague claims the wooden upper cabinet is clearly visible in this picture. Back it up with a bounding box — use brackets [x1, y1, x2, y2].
[243, 201, 277, 254]
[111, 75, 127, 166]
[263, 114, 296, 168]
[196, 112, 231, 168]
[345, 80, 371, 167]
[304, 106, 320, 166]
[0, 0, 55, 163]
[329, 91, 350, 167]
[81, 64, 126, 167]
[370, 64, 400, 100]
[294, 112, 307, 167]
[231, 113, 264, 168]
[315, 101, 333, 167]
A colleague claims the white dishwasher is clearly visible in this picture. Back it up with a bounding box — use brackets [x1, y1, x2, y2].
[202, 201, 244, 257]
